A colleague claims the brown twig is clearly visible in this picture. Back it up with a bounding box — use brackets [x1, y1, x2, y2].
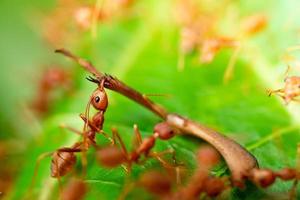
[55, 48, 258, 185]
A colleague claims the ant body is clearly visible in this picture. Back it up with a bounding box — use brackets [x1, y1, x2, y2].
[32, 75, 110, 195]
[96, 122, 177, 171]
[269, 66, 300, 104]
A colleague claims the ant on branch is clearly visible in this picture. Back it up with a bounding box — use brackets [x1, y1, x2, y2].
[268, 66, 300, 104]
[30, 74, 111, 196]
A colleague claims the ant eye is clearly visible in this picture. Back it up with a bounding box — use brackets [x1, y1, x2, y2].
[95, 96, 100, 103]
[91, 89, 108, 110]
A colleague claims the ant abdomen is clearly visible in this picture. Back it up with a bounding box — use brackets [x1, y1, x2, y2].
[96, 146, 126, 168]
[154, 122, 175, 140]
[51, 151, 77, 177]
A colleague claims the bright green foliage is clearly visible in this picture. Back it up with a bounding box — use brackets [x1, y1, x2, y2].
[2, 0, 300, 199]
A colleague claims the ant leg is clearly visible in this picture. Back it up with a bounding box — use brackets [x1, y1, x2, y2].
[223, 45, 242, 84]
[268, 89, 284, 96]
[111, 128, 128, 156]
[133, 124, 142, 148]
[59, 124, 82, 136]
[99, 130, 114, 144]
[28, 152, 54, 196]
[149, 149, 184, 184]
[142, 93, 172, 99]
[284, 65, 291, 78]
[111, 128, 131, 173]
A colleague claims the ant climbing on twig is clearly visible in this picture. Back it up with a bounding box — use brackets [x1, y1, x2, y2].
[268, 66, 300, 104]
[30, 73, 111, 197]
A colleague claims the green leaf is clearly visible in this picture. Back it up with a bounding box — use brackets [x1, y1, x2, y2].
[5, 0, 300, 200]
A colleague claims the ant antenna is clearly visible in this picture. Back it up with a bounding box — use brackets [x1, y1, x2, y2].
[86, 76, 100, 84]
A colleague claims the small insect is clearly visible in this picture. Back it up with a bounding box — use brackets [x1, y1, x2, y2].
[61, 178, 88, 200]
[200, 37, 238, 63]
[30, 74, 111, 196]
[96, 122, 178, 171]
[268, 66, 300, 104]
[31, 67, 71, 115]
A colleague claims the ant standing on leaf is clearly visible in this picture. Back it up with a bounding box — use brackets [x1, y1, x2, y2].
[268, 66, 300, 104]
[96, 122, 180, 174]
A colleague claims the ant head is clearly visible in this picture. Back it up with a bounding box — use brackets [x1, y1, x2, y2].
[91, 88, 108, 111]
[154, 122, 175, 140]
[86, 76, 108, 110]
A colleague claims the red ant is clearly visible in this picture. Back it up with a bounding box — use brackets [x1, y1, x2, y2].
[96, 122, 178, 172]
[31, 67, 71, 115]
[269, 76, 300, 104]
[30, 75, 111, 196]
[247, 167, 298, 188]
[268, 66, 300, 104]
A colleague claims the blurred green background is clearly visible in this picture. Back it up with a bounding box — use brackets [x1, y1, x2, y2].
[1, 0, 300, 199]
